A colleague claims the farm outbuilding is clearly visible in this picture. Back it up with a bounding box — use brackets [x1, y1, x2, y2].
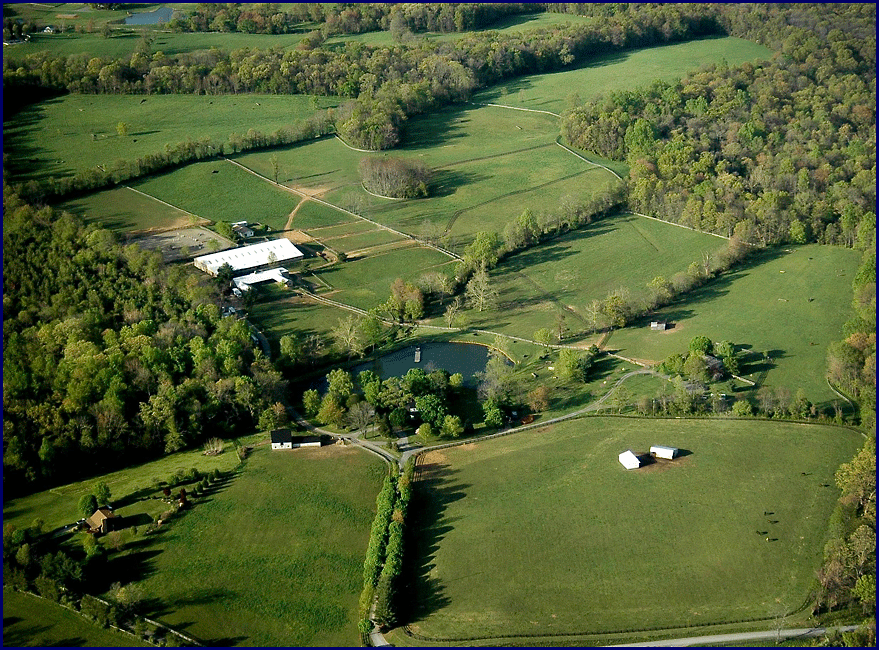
[232, 267, 289, 292]
[271, 428, 293, 449]
[650, 445, 678, 460]
[271, 429, 322, 449]
[650, 321, 667, 331]
[232, 224, 254, 238]
[618, 449, 641, 470]
[194, 239, 302, 275]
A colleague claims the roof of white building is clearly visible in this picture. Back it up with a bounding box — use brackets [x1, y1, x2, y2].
[233, 268, 288, 291]
[194, 239, 302, 274]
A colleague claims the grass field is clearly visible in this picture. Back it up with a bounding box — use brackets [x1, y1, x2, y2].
[3, 589, 150, 647]
[2, 442, 246, 534]
[237, 103, 622, 249]
[4, 94, 339, 184]
[314, 245, 457, 311]
[403, 417, 863, 641]
[606, 244, 861, 406]
[58, 185, 205, 232]
[248, 293, 360, 359]
[129, 159, 302, 230]
[122, 445, 387, 647]
[473, 36, 773, 115]
[428, 213, 725, 341]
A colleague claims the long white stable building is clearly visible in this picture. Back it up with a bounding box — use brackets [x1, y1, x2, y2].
[194, 239, 303, 275]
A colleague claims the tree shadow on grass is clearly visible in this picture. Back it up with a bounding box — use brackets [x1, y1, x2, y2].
[48, 637, 87, 647]
[399, 462, 468, 626]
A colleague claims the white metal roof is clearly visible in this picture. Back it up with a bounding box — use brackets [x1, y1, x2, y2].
[618, 449, 641, 470]
[233, 268, 288, 291]
[194, 239, 302, 274]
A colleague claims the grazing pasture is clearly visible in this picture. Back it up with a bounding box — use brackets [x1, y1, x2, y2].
[473, 36, 773, 115]
[128, 445, 387, 647]
[3, 94, 339, 184]
[313, 245, 457, 311]
[605, 244, 861, 407]
[404, 417, 863, 642]
[129, 159, 301, 230]
[58, 185, 205, 233]
[3, 589, 150, 647]
[441, 213, 724, 341]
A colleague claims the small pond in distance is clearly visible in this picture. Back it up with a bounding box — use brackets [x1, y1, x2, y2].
[353, 342, 495, 386]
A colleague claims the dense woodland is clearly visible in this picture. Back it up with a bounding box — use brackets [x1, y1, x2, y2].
[2, 187, 289, 496]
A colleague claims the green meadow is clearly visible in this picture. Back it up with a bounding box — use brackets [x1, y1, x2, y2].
[473, 36, 773, 115]
[434, 213, 725, 341]
[129, 159, 302, 230]
[606, 244, 862, 406]
[126, 445, 387, 646]
[3, 589, 150, 647]
[314, 245, 457, 311]
[403, 417, 863, 642]
[58, 185, 205, 232]
[4, 93, 339, 185]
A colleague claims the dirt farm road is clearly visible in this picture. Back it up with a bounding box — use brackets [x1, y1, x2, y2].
[606, 625, 861, 647]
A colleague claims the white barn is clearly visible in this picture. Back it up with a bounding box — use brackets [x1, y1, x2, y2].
[618, 449, 641, 470]
[194, 239, 302, 275]
[650, 445, 678, 460]
[232, 267, 288, 292]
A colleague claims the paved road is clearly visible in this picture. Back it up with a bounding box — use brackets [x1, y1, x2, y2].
[606, 625, 862, 647]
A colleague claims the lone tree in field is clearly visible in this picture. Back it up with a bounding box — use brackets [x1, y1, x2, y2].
[359, 156, 432, 198]
[465, 264, 498, 312]
[270, 154, 280, 184]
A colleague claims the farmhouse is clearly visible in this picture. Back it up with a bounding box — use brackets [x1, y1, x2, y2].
[618, 449, 641, 470]
[271, 429, 322, 449]
[232, 224, 254, 238]
[85, 507, 117, 534]
[650, 445, 678, 460]
[194, 238, 302, 276]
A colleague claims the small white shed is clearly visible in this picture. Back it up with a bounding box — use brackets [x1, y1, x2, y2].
[618, 449, 641, 470]
[650, 445, 678, 460]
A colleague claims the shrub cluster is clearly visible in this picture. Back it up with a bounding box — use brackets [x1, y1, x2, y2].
[359, 157, 432, 198]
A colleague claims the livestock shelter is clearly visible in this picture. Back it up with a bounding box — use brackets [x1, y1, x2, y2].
[650, 445, 678, 460]
[618, 449, 641, 470]
[194, 239, 302, 276]
[650, 321, 667, 331]
[271, 429, 293, 450]
[233, 268, 289, 292]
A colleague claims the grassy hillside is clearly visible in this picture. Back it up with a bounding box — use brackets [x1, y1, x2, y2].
[4, 94, 339, 185]
[606, 244, 861, 406]
[472, 36, 773, 115]
[404, 417, 863, 642]
[3, 589, 150, 647]
[126, 445, 387, 646]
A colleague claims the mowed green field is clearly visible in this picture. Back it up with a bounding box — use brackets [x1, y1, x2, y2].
[439, 213, 725, 341]
[3, 589, 150, 648]
[4, 94, 339, 184]
[58, 185, 204, 232]
[128, 445, 387, 647]
[473, 36, 773, 115]
[405, 417, 863, 641]
[129, 159, 302, 230]
[314, 245, 457, 311]
[607, 244, 861, 406]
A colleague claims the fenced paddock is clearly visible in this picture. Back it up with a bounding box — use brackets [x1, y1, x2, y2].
[401, 417, 862, 643]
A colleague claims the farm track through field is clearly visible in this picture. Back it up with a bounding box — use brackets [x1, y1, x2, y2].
[438, 142, 554, 169]
[444, 167, 597, 233]
[626, 217, 662, 252]
[283, 198, 310, 231]
[224, 157, 461, 261]
[511, 268, 590, 329]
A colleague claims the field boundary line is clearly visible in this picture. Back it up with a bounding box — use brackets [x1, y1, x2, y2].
[334, 134, 381, 153]
[554, 139, 624, 181]
[468, 101, 561, 118]
[223, 157, 461, 261]
[122, 185, 202, 221]
[360, 182, 406, 201]
[629, 211, 732, 241]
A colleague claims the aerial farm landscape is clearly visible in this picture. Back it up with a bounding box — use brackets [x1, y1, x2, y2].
[2, 3, 875, 647]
